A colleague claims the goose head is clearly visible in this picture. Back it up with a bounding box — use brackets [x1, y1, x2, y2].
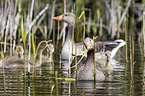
[114, 39, 126, 47]
[84, 37, 94, 50]
[16, 46, 24, 59]
[110, 39, 126, 58]
[44, 43, 54, 62]
[105, 51, 111, 60]
[47, 43, 54, 55]
[53, 13, 75, 26]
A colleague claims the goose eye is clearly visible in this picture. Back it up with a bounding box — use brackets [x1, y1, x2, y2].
[89, 39, 92, 42]
[64, 14, 68, 16]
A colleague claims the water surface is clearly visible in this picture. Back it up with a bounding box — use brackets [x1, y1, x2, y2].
[0, 42, 144, 95]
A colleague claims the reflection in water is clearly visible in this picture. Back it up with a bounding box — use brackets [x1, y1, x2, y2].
[0, 43, 144, 95]
[75, 81, 106, 95]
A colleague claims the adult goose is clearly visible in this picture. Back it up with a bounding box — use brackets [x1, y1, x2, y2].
[53, 13, 126, 61]
[53, 13, 84, 60]
[71, 37, 105, 81]
[71, 37, 126, 66]
[95, 38, 126, 61]
[4, 40, 51, 68]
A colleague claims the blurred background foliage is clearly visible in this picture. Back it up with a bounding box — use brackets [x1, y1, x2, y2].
[0, 0, 143, 56]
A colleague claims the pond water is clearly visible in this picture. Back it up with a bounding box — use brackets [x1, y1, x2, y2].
[0, 42, 144, 96]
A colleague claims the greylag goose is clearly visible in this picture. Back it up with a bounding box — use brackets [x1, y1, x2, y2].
[53, 13, 126, 61]
[71, 37, 105, 81]
[4, 40, 51, 68]
[95, 39, 126, 66]
[53, 13, 84, 60]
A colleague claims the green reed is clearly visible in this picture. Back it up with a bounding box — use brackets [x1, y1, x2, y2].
[125, 14, 128, 76]
[20, 16, 27, 80]
[9, 12, 13, 56]
[125, 14, 128, 63]
[71, 10, 75, 60]
[129, 36, 133, 77]
[53, 21, 56, 46]
[131, 0, 135, 63]
[75, 43, 77, 79]
[79, 11, 85, 54]
[138, 4, 144, 61]
[62, 0, 66, 44]
[48, 0, 56, 39]
[32, 31, 36, 58]
[55, 70, 59, 95]
[93, 37, 96, 81]
[82, 11, 86, 52]
[92, 10, 97, 36]
[75, 43, 78, 93]
[128, 0, 135, 78]
[31, 30, 35, 95]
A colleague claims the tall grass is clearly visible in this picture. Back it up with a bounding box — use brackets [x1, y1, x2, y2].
[20, 16, 27, 80]
[125, 14, 128, 62]
[75, 43, 77, 79]
[0, 0, 141, 55]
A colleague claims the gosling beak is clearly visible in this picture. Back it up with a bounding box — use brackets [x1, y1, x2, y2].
[52, 15, 63, 21]
[107, 55, 111, 60]
[18, 53, 23, 58]
[47, 40, 52, 43]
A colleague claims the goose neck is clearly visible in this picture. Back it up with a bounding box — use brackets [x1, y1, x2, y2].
[110, 42, 125, 58]
[34, 49, 43, 66]
[86, 49, 94, 65]
[66, 24, 75, 41]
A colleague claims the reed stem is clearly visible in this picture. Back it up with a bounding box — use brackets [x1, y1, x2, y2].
[83, 12, 86, 53]
[71, 10, 75, 60]
[125, 14, 128, 62]
[131, 0, 134, 64]
[9, 11, 12, 56]
[48, 0, 56, 39]
[4, 15, 9, 53]
[93, 37, 96, 81]
[75, 43, 77, 79]
[129, 36, 133, 77]
[63, 0, 66, 44]
[28, 0, 34, 74]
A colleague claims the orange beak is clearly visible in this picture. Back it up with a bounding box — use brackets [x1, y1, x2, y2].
[52, 15, 63, 21]
[85, 43, 92, 49]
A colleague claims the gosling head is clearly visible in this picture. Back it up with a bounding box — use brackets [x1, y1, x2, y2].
[47, 43, 54, 55]
[16, 46, 24, 59]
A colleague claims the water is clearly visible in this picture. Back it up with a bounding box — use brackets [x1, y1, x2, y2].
[0, 42, 144, 96]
